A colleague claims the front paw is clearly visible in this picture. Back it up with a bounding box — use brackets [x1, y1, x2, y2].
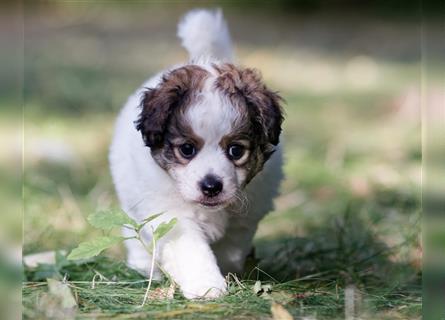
[181, 275, 227, 299]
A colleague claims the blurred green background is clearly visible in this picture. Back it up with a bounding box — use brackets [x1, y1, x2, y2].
[14, 0, 444, 318]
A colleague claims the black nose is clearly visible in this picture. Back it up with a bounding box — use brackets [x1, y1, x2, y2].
[200, 175, 223, 197]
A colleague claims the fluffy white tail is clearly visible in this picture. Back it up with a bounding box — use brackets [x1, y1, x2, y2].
[177, 9, 234, 62]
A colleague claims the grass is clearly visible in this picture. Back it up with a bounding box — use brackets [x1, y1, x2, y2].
[23, 254, 420, 319]
[23, 206, 421, 319]
[15, 2, 440, 319]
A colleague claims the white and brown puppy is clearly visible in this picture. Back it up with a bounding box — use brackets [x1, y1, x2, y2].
[109, 9, 284, 299]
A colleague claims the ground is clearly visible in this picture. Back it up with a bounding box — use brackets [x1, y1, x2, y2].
[10, 2, 443, 319]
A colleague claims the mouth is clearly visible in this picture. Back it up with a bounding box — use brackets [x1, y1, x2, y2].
[190, 193, 237, 209]
[198, 200, 225, 208]
[195, 196, 234, 209]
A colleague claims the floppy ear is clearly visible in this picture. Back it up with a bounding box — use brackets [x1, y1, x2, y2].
[135, 66, 207, 148]
[241, 68, 284, 146]
[214, 64, 284, 147]
[136, 83, 185, 149]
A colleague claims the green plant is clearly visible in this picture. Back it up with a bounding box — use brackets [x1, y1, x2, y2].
[67, 210, 177, 305]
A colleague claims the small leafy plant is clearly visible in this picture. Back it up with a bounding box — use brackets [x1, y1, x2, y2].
[67, 210, 177, 305]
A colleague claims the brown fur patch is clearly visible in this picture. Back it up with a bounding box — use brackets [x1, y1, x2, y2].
[135, 65, 209, 169]
[214, 63, 284, 182]
[213, 63, 284, 147]
[135, 65, 209, 149]
[153, 110, 205, 168]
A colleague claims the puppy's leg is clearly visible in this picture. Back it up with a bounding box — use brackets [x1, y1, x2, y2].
[122, 227, 161, 280]
[212, 224, 258, 275]
[160, 223, 227, 299]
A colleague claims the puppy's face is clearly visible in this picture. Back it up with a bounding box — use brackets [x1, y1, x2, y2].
[136, 64, 283, 209]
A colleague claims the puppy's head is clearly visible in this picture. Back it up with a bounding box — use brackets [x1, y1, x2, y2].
[136, 63, 283, 209]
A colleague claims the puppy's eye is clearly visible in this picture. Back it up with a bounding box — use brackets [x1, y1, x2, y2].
[179, 143, 196, 159]
[227, 144, 245, 161]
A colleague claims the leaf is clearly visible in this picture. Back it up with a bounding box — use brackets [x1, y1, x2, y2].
[262, 284, 272, 293]
[142, 212, 165, 224]
[253, 280, 263, 295]
[137, 212, 165, 231]
[145, 283, 176, 300]
[153, 218, 178, 242]
[87, 210, 138, 230]
[253, 280, 272, 296]
[271, 302, 293, 320]
[67, 236, 124, 260]
[47, 278, 77, 309]
[37, 279, 77, 319]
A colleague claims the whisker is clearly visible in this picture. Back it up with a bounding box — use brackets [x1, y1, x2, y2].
[229, 189, 249, 215]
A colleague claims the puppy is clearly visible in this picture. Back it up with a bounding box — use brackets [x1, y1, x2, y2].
[109, 9, 284, 299]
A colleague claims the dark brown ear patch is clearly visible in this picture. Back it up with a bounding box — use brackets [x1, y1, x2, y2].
[135, 65, 209, 149]
[213, 63, 284, 147]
